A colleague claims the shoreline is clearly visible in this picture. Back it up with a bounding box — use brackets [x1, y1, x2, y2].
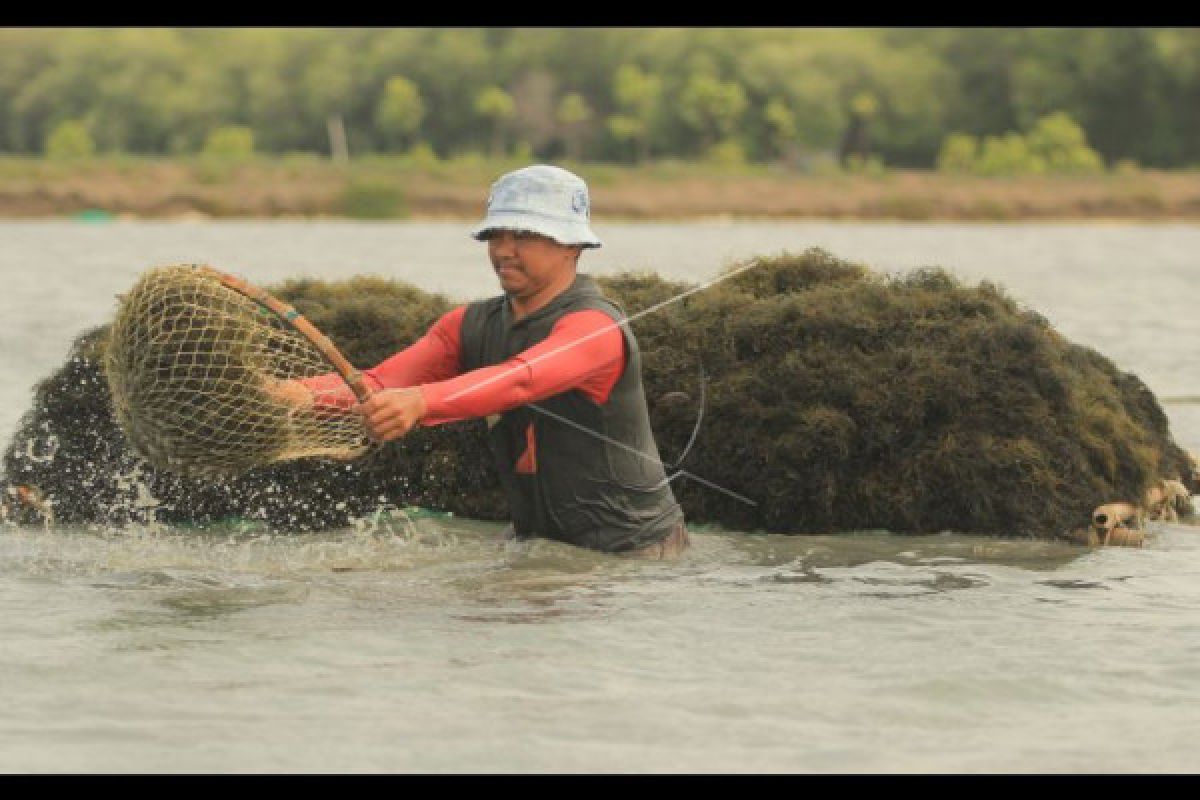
[2, 156, 1199, 222]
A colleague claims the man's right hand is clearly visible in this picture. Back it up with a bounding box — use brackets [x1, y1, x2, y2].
[355, 388, 428, 442]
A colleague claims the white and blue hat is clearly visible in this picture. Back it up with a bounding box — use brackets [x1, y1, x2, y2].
[471, 164, 602, 249]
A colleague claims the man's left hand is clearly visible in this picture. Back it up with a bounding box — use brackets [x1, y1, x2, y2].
[356, 388, 427, 442]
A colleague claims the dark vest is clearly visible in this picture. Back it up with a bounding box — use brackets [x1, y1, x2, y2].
[460, 273, 684, 552]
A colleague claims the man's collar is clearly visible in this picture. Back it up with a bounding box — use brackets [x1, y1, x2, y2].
[505, 273, 598, 327]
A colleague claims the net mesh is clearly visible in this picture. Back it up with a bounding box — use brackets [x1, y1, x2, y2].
[104, 264, 371, 479]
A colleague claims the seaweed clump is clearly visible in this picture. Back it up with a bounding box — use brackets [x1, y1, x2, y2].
[623, 251, 1190, 538]
[2, 250, 1190, 540]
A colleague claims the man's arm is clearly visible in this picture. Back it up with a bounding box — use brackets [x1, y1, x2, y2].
[363, 305, 468, 389]
[287, 306, 467, 410]
[358, 309, 625, 441]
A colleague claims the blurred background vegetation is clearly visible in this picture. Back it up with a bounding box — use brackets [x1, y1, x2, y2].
[4, 27, 1199, 174]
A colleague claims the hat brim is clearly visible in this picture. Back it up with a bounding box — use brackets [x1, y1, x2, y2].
[471, 211, 601, 249]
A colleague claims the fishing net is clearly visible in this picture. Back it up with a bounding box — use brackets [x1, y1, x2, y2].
[104, 264, 371, 479]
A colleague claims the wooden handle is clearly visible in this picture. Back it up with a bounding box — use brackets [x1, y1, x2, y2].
[197, 265, 375, 403]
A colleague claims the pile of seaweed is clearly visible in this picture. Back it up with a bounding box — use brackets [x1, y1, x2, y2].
[2, 249, 1191, 540]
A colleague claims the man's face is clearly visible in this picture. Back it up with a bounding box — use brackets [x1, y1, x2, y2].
[486, 230, 580, 298]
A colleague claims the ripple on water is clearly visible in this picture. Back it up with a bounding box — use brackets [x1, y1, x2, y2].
[4, 221, 1200, 771]
[2, 517, 1200, 773]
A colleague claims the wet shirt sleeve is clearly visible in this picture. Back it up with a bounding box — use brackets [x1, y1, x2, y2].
[417, 309, 626, 426]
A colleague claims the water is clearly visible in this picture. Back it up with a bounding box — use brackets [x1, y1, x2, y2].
[1, 220, 1199, 772]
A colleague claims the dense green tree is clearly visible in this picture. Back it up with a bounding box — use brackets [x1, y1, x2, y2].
[556, 92, 592, 161]
[936, 112, 1103, 176]
[936, 133, 979, 174]
[608, 64, 661, 163]
[739, 39, 844, 161]
[975, 133, 1043, 176]
[1154, 29, 1200, 165]
[376, 76, 425, 152]
[474, 86, 516, 157]
[9, 31, 110, 153]
[1075, 29, 1179, 166]
[0, 28, 1197, 168]
[913, 28, 1022, 139]
[1025, 112, 1104, 174]
[201, 125, 255, 159]
[412, 29, 494, 156]
[678, 73, 748, 155]
[44, 118, 94, 159]
[763, 98, 797, 162]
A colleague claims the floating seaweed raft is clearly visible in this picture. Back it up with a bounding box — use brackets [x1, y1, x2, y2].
[1, 249, 1192, 541]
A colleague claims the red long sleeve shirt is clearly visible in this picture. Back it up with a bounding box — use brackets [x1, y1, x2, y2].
[302, 305, 627, 426]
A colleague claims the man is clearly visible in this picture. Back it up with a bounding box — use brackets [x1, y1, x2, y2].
[296, 165, 688, 558]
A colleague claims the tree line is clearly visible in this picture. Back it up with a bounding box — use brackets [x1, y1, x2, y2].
[3, 28, 1198, 170]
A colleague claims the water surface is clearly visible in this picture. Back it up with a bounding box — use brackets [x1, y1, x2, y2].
[1, 220, 1198, 772]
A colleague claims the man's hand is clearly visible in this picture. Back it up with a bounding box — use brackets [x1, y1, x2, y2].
[356, 388, 427, 442]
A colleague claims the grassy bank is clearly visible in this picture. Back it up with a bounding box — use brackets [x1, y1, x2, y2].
[1, 155, 1198, 221]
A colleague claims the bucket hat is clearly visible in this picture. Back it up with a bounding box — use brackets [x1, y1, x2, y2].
[471, 164, 602, 248]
